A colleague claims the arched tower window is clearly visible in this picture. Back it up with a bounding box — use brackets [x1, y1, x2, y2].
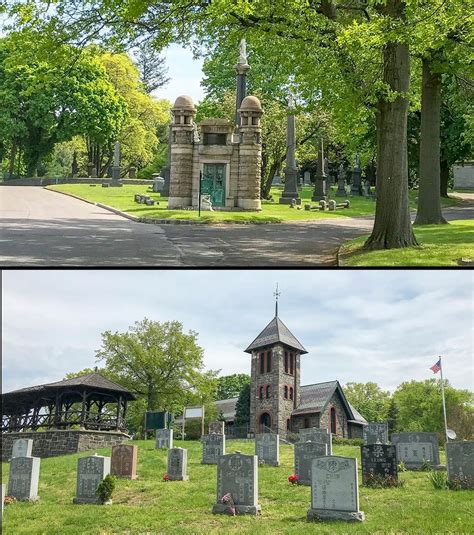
[259, 353, 265, 374]
[259, 386, 264, 399]
[260, 412, 271, 431]
[266, 385, 271, 399]
[284, 385, 288, 399]
[266, 351, 272, 373]
[289, 387, 294, 401]
[330, 407, 337, 434]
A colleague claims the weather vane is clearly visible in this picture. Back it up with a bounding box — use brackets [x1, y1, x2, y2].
[274, 283, 281, 316]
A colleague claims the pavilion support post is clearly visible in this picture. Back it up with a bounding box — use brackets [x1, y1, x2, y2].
[54, 393, 61, 429]
[116, 395, 122, 431]
[80, 391, 87, 429]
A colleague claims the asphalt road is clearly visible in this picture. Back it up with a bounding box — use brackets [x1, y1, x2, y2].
[0, 187, 471, 267]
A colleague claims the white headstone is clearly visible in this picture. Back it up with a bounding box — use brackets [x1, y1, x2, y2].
[307, 456, 365, 522]
[11, 438, 33, 459]
[155, 428, 173, 449]
[167, 448, 189, 481]
[8, 456, 40, 502]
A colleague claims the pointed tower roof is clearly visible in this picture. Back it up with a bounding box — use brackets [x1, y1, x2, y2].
[244, 316, 308, 354]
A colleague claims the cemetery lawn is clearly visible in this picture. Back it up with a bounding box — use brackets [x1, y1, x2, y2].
[2, 440, 473, 535]
[46, 184, 460, 224]
[340, 219, 474, 266]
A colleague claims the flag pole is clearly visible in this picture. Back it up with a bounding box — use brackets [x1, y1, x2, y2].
[439, 356, 449, 444]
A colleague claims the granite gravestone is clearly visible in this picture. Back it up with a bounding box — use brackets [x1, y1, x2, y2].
[111, 444, 138, 479]
[212, 452, 261, 515]
[202, 434, 225, 464]
[8, 456, 40, 502]
[73, 455, 111, 504]
[392, 432, 440, 468]
[299, 428, 333, 454]
[155, 428, 173, 449]
[295, 441, 327, 485]
[209, 421, 225, 435]
[167, 448, 189, 481]
[446, 441, 474, 489]
[307, 456, 365, 522]
[363, 423, 389, 445]
[361, 444, 398, 485]
[255, 434, 279, 466]
[11, 438, 33, 459]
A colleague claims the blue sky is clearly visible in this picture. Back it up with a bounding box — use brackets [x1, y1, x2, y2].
[2, 270, 473, 395]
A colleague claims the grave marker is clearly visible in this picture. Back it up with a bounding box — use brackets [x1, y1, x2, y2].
[307, 456, 365, 522]
[363, 423, 388, 445]
[155, 428, 173, 449]
[392, 432, 440, 468]
[255, 434, 279, 466]
[167, 448, 189, 481]
[361, 444, 398, 485]
[7, 456, 40, 502]
[73, 455, 111, 504]
[295, 441, 327, 485]
[446, 441, 474, 489]
[111, 444, 138, 479]
[209, 421, 225, 435]
[202, 434, 225, 464]
[11, 438, 33, 459]
[212, 451, 261, 515]
[298, 427, 332, 454]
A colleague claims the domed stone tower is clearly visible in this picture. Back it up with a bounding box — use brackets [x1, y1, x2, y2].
[238, 96, 263, 210]
[168, 95, 196, 209]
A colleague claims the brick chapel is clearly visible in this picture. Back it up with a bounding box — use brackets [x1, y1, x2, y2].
[245, 296, 367, 439]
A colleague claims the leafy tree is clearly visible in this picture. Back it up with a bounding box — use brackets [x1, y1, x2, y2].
[215, 373, 250, 401]
[234, 382, 251, 428]
[393, 379, 473, 443]
[95, 318, 218, 414]
[344, 382, 391, 423]
[386, 397, 398, 436]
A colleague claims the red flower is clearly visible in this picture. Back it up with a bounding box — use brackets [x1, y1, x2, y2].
[288, 474, 299, 484]
[163, 473, 171, 481]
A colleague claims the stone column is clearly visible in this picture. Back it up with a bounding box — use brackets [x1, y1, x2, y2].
[234, 39, 250, 126]
[160, 125, 172, 197]
[312, 139, 327, 201]
[280, 95, 301, 205]
[351, 155, 362, 195]
[111, 141, 123, 187]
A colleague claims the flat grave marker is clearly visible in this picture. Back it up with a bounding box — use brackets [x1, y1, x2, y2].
[7, 456, 40, 502]
[307, 456, 365, 522]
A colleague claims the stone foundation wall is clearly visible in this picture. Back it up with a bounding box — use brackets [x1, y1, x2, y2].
[1, 430, 129, 460]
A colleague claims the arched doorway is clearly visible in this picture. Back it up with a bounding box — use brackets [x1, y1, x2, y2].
[259, 412, 271, 432]
[330, 407, 337, 434]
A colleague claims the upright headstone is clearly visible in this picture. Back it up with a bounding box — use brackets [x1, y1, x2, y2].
[202, 434, 225, 464]
[307, 456, 365, 522]
[295, 441, 327, 485]
[299, 427, 333, 454]
[155, 428, 173, 449]
[361, 444, 398, 485]
[363, 423, 389, 445]
[350, 155, 362, 195]
[209, 421, 225, 435]
[128, 167, 137, 179]
[446, 441, 474, 489]
[7, 456, 40, 502]
[167, 447, 189, 481]
[73, 455, 111, 504]
[11, 438, 33, 459]
[111, 444, 138, 479]
[212, 452, 261, 515]
[392, 432, 440, 468]
[303, 171, 311, 185]
[255, 433, 279, 466]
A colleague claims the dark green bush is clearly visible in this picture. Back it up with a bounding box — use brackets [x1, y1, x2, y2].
[96, 474, 116, 504]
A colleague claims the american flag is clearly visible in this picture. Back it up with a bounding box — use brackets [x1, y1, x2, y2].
[430, 358, 441, 374]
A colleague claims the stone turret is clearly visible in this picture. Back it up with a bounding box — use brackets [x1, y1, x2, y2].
[237, 96, 263, 210]
[168, 95, 196, 209]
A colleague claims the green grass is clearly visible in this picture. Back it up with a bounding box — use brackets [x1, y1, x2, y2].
[340, 219, 474, 266]
[2, 440, 472, 534]
[46, 184, 459, 224]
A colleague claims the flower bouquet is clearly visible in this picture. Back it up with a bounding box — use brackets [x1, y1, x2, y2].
[288, 474, 299, 485]
[163, 473, 171, 482]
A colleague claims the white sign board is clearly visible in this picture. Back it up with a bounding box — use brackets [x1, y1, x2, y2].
[185, 407, 203, 419]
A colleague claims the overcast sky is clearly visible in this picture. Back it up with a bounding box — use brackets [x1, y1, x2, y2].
[2, 270, 473, 395]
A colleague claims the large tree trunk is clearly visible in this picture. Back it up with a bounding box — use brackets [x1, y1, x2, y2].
[414, 58, 447, 225]
[364, 0, 418, 249]
[440, 159, 449, 197]
[262, 161, 280, 199]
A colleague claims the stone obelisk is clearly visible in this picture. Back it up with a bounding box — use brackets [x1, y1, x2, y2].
[350, 154, 362, 195]
[312, 139, 327, 201]
[111, 141, 123, 186]
[234, 39, 250, 126]
[280, 95, 301, 205]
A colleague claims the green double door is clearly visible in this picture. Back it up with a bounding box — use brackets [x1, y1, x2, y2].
[201, 163, 226, 207]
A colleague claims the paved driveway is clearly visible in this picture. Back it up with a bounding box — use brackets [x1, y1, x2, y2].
[0, 187, 376, 266]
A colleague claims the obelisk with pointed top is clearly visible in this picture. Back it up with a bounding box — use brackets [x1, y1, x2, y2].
[280, 94, 301, 205]
[312, 138, 327, 201]
[274, 283, 281, 317]
[111, 141, 123, 187]
[234, 39, 250, 126]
